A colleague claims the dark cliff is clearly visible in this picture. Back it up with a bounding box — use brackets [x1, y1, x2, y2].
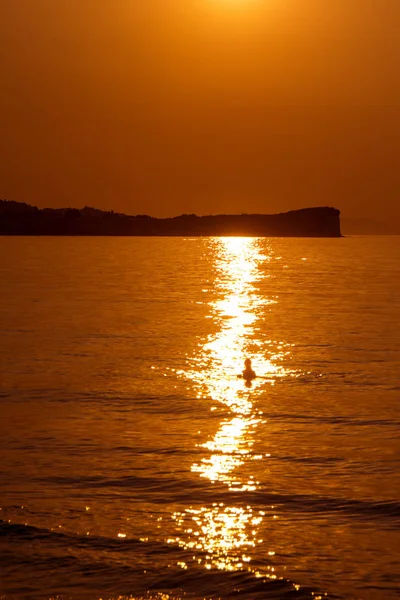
[0, 201, 341, 237]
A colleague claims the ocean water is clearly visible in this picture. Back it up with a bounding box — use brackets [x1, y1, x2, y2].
[0, 235, 399, 600]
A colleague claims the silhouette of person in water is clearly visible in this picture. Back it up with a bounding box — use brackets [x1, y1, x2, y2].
[242, 358, 256, 382]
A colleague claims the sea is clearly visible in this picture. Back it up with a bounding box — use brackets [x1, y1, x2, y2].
[0, 235, 399, 600]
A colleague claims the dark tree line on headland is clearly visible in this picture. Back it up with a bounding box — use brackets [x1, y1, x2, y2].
[0, 200, 341, 237]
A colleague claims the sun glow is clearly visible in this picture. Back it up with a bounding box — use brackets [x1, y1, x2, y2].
[205, 0, 280, 15]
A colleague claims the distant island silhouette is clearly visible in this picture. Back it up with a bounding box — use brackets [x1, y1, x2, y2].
[0, 200, 341, 237]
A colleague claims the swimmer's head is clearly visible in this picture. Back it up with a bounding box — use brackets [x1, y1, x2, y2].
[244, 358, 252, 368]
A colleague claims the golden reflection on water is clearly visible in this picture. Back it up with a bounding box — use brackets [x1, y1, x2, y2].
[172, 238, 297, 577]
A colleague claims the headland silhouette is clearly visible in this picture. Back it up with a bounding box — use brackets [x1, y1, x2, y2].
[0, 200, 341, 237]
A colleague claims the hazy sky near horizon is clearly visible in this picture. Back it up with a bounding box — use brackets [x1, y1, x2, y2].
[1, 0, 399, 219]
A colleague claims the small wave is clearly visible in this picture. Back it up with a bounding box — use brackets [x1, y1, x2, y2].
[0, 519, 155, 552]
[0, 519, 339, 600]
[267, 413, 400, 427]
[33, 470, 400, 526]
[37, 474, 210, 498]
[247, 492, 400, 525]
[270, 454, 343, 465]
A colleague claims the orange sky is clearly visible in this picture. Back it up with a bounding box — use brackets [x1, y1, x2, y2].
[1, 0, 399, 219]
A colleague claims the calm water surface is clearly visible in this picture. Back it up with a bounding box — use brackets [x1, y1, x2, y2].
[0, 236, 399, 600]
